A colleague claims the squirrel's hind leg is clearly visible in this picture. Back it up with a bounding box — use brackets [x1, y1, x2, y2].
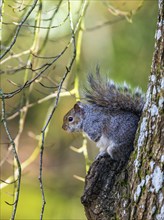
[107, 142, 133, 161]
[95, 151, 108, 160]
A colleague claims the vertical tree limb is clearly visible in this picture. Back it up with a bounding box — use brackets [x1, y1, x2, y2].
[130, 0, 164, 219]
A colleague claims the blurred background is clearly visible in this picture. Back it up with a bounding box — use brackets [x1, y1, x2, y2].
[1, 0, 158, 219]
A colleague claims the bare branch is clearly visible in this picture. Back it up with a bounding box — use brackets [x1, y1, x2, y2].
[6, 90, 73, 121]
[1, 39, 73, 98]
[0, 179, 18, 184]
[1, 1, 89, 219]
[1, 0, 89, 100]
[38, 1, 78, 218]
[2, 1, 69, 30]
[0, 50, 30, 65]
[1, 90, 22, 220]
[5, 200, 17, 206]
[0, 0, 38, 59]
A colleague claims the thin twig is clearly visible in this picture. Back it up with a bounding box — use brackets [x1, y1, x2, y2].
[39, 0, 63, 52]
[39, 130, 46, 220]
[0, 50, 30, 65]
[2, 7, 69, 30]
[6, 90, 73, 121]
[41, 8, 76, 133]
[0, 64, 30, 75]
[1, 90, 22, 220]
[0, 179, 18, 184]
[38, 1, 77, 219]
[1, 0, 89, 100]
[0, 0, 38, 59]
[1, 41, 71, 98]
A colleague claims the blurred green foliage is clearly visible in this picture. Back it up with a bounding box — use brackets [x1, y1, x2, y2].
[1, 0, 158, 219]
[1, 181, 85, 219]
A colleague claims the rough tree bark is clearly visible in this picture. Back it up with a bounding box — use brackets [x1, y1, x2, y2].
[81, 1, 164, 219]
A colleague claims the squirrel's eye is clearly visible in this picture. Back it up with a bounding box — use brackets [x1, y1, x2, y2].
[68, 116, 73, 122]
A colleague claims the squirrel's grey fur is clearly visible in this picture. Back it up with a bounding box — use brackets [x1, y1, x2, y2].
[62, 67, 145, 161]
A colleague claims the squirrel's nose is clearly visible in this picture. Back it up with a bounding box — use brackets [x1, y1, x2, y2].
[62, 124, 66, 130]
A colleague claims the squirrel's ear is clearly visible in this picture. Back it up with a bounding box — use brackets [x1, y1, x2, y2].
[74, 101, 84, 113]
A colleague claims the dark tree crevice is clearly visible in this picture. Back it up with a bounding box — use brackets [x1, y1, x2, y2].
[81, 155, 131, 220]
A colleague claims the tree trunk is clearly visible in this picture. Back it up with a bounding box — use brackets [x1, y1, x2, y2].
[81, 1, 164, 219]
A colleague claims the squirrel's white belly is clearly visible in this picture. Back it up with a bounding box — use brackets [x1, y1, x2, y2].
[96, 135, 115, 153]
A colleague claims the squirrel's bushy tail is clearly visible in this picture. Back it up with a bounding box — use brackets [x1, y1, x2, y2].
[85, 67, 145, 116]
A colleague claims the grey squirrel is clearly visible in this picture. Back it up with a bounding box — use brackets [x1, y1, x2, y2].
[62, 67, 145, 161]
